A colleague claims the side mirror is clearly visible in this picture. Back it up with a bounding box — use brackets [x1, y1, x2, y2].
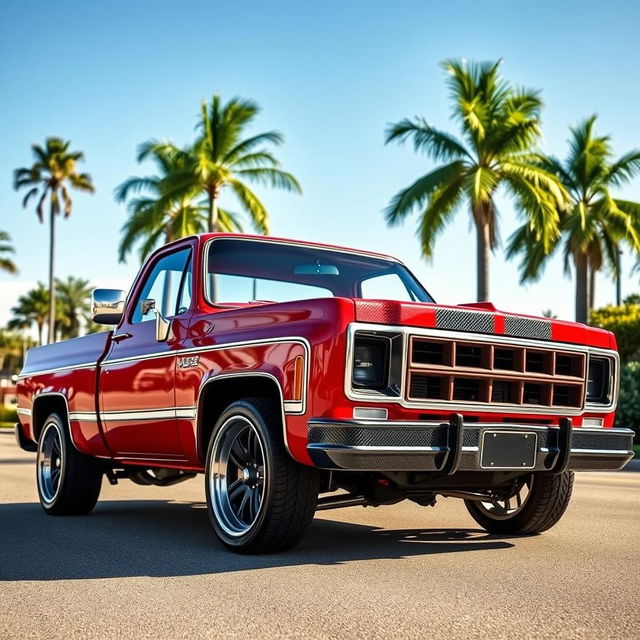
[141, 298, 172, 342]
[92, 289, 126, 325]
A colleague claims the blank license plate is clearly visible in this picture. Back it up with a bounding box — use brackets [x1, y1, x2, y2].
[480, 430, 537, 470]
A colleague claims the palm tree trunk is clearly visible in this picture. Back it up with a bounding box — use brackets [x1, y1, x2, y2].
[588, 266, 596, 314]
[476, 220, 490, 301]
[208, 189, 219, 232]
[575, 252, 589, 324]
[47, 202, 56, 344]
[37, 321, 43, 347]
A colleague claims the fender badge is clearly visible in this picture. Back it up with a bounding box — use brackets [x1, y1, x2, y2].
[178, 356, 200, 369]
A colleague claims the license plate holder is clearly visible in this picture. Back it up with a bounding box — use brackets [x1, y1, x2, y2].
[480, 430, 537, 470]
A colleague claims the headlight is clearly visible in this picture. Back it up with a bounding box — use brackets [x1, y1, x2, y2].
[352, 335, 390, 390]
[586, 356, 612, 405]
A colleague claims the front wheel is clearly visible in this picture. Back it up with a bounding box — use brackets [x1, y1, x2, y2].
[205, 398, 319, 553]
[36, 413, 103, 515]
[465, 471, 574, 535]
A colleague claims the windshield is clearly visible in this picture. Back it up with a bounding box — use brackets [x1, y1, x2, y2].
[204, 238, 433, 305]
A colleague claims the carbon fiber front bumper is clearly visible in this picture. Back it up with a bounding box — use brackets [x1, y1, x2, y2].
[306, 416, 634, 472]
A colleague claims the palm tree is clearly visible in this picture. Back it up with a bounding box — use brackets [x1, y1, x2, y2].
[115, 145, 240, 263]
[0, 231, 17, 274]
[384, 59, 568, 301]
[140, 94, 301, 233]
[9, 284, 51, 346]
[13, 138, 94, 344]
[56, 276, 92, 339]
[508, 116, 640, 323]
[0, 328, 35, 373]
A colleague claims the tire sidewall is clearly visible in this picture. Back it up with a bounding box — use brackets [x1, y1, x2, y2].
[466, 472, 570, 534]
[205, 400, 275, 549]
[36, 413, 68, 513]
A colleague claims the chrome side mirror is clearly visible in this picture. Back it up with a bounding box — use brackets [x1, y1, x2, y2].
[92, 289, 126, 325]
[141, 298, 171, 342]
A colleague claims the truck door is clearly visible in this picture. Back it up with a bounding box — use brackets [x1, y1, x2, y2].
[99, 244, 194, 459]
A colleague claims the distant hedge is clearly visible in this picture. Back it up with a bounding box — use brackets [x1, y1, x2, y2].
[616, 361, 640, 441]
[590, 303, 640, 362]
[0, 407, 17, 424]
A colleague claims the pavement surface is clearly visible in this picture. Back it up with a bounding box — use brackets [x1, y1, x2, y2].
[0, 430, 638, 639]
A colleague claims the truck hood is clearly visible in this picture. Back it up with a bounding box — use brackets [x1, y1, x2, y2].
[353, 300, 614, 350]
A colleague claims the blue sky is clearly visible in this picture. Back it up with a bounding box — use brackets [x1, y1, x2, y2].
[1, 0, 639, 326]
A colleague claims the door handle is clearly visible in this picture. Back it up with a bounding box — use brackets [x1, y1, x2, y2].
[112, 332, 132, 343]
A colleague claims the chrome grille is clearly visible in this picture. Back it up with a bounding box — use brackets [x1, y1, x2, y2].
[407, 335, 586, 410]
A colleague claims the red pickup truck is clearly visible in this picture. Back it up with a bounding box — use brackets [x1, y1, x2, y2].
[16, 233, 634, 552]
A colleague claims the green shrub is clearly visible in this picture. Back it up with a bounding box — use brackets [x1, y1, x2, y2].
[590, 303, 640, 362]
[615, 361, 640, 441]
[0, 406, 17, 424]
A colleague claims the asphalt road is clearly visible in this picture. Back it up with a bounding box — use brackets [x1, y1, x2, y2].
[1, 431, 638, 639]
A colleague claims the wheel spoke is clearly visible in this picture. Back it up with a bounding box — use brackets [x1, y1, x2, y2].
[252, 486, 261, 518]
[231, 440, 248, 467]
[238, 487, 251, 521]
[229, 480, 245, 502]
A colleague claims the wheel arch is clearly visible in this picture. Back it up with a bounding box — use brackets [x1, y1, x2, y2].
[196, 372, 290, 463]
[32, 393, 76, 448]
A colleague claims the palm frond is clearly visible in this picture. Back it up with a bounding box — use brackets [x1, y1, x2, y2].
[417, 176, 466, 258]
[385, 161, 466, 226]
[385, 118, 470, 161]
[235, 167, 302, 193]
[229, 179, 269, 234]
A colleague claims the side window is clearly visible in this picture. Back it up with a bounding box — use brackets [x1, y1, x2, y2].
[132, 248, 192, 323]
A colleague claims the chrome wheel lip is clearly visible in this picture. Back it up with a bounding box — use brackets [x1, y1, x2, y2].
[37, 421, 64, 505]
[476, 476, 533, 521]
[209, 415, 268, 538]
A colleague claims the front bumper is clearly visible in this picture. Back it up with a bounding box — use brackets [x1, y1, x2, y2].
[307, 416, 634, 472]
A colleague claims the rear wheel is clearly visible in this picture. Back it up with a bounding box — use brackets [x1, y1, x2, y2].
[465, 471, 574, 535]
[36, 413, 103, 515]
[205, 398, 319, 553]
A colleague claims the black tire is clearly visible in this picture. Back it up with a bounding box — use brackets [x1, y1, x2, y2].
[465, 471, 574, 535]
[36, 412, 103, 515]
[205, 398, 319, 553]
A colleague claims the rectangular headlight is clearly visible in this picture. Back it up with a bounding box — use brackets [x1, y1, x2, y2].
[352, 335, 390, 390]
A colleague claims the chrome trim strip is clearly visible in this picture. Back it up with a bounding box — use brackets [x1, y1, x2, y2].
[584, 349, 620, 413]
[195, 371, 293, 459]
[283, 401, 303, 413]
[576, 427, 634, 435]
[18, 361, 97, 379]
[102, 335, 311, 370]
[68, 411, 98, 421]
[98, 406, 197, 422]
[31, 392, 82, 452]
[16, 408, 32, 417]
[307, 419, 555, 431]
[344, 322, 619, 416]
[461, 446, 479, 452]
[308, 443, 444, 454]
[569, 448, 633, 456]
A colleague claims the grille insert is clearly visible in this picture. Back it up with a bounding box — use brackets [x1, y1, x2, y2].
[407, 335, 586, 410]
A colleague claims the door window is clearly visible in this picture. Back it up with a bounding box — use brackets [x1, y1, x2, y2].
[132, 248, 192, 323]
